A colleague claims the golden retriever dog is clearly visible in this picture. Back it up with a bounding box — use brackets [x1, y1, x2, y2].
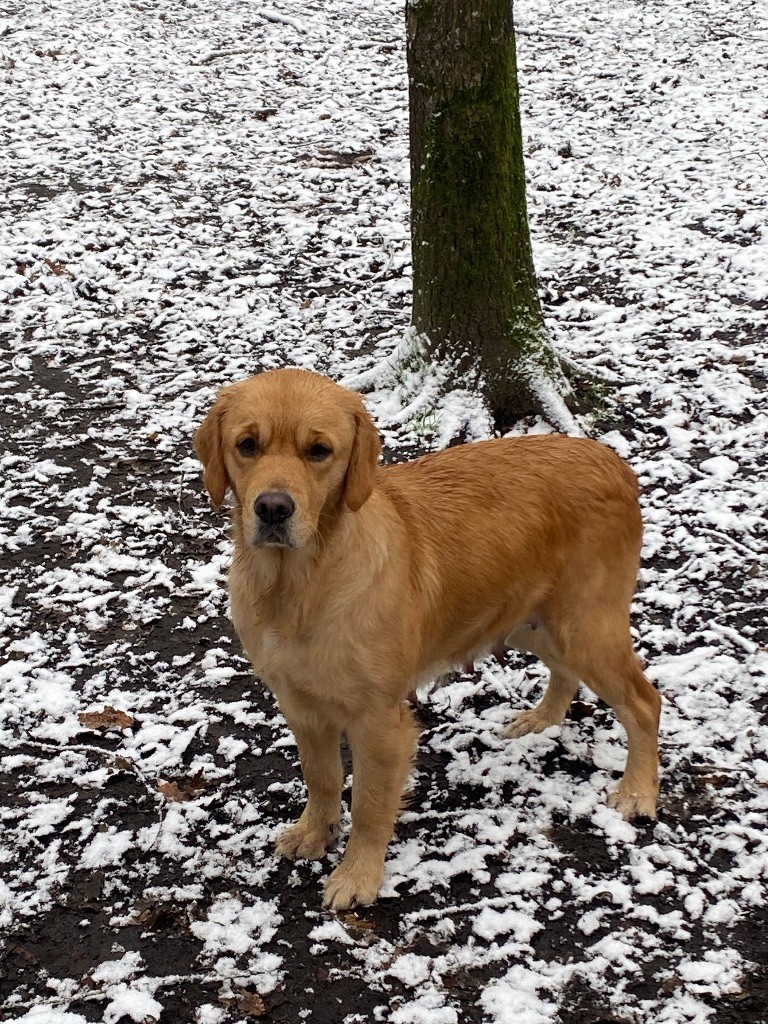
[194, 368, 661, 911]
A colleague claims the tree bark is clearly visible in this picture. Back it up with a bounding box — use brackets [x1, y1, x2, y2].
[406, 0, 571, 428]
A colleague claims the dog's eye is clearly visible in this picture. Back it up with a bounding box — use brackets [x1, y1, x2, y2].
[307, 442, 332, 462]
[237, 437, 259, 457]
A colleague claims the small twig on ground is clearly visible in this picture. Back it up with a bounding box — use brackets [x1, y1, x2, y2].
[193, 47, 257, 65]
[516, 27, 583, 44]
[698, 527, 762, 561]
[6, 969, 275, 1015]
[194, 8, 308, 63]
[11, 734, 159, 798]
[403, 894, 513, 925]
[256, 8, 307, 33]
[706, 622, 759, 656]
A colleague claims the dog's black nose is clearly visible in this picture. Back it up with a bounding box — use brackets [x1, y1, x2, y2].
[254, 492, 295, 525]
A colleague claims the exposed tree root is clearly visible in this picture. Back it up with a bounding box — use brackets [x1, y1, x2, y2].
[528, 374, 584, 436]
[342, 330, 588, 440]
[557, 352, 621, 385]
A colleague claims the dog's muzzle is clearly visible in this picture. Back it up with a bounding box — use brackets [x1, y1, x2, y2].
[253, 491, 296, 547]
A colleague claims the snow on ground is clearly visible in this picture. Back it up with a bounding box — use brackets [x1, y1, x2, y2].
[1, 0, 767, 1021]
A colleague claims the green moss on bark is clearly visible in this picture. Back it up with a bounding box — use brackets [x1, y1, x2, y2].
[407, 0, 569, 425]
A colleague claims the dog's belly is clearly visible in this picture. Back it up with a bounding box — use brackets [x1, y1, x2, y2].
[416, 590, 542, 676]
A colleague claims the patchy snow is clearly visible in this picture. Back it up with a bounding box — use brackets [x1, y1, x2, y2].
[102, 984, 164, 1024]
[79, 828, 134, 869]
[89, 950, 145, 986]
[481, 966, 560, 1024]
[1, 0, 767, 1021]
[387, 952, 433, 987]
[189, 895, 282, 958]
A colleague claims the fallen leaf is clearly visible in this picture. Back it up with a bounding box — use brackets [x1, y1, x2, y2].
[68, 869, 105, 911]
[341, 911, 375, 931]
[217, 986, 266, 1018]
[7, 941, 38, 965]
[78, 707, 134, 731]
[157, 770, 208, 802]
[236, 991, 266, 1017]
[43, 258, 74, 278]
[156, 781, 190, 802]
[129, 900, 192, 929]
[698, 773, 731, 789]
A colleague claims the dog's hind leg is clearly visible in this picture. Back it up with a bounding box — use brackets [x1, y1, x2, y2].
[537, 605, 660, 820]
[505, 667, 580, 737]
[578, 640, 660, 820]
[503, 621, 580, 737]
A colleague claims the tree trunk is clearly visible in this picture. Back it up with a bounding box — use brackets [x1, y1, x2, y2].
[406, 0, 571, 428]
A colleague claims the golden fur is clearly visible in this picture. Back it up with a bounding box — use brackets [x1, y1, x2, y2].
[194, 368, 661, 910]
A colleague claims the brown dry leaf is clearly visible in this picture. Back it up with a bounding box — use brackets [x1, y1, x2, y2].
[129, 900, 190, 930]
[661, 974, 682, 995]
[7, 941, 38, 965]
[442, 969, 466, 991]
[78, 707, 134, 731]
[157, 771, 208, 802]
[157, 780, 190, 802]
[698, 774, 731, 789]
[69, 869, 105, 911]
[235, 992, 266, 1017]
[43, 258, 74, 278]
[341, 911, 375, 931]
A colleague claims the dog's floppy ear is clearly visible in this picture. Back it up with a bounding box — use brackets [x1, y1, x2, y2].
[344, 401, 381, 512]
[193, 390, 232, 507]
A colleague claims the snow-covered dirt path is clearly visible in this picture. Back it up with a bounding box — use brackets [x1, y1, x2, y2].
[1, 0, 766, 1022]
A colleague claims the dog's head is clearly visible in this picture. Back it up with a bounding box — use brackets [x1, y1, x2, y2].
[193, 369, 381, 549]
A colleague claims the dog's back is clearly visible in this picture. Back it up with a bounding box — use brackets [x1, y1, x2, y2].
[377, 435, 643, 671]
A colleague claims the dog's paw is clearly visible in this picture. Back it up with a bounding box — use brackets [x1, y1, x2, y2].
[322, 860, 383, 911]
[608, 783, 658, 821]
[275, 819, 337, 861]
[504, 707, 562, 739]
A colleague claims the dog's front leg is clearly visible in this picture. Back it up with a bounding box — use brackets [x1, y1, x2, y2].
[323, 703, 419, 911]
[275, 716, 343, 861]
